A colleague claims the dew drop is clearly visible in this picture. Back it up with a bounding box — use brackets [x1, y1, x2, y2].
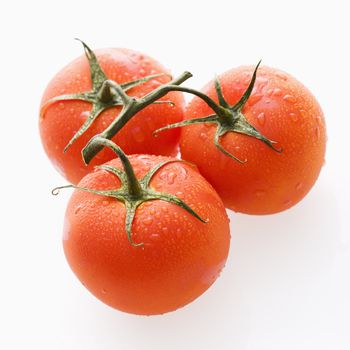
[132, 126, 145, 143]
[315, 115, 322, 125]
[176, 166, 188, 180]
[275, 72, 288, 81]
[283, 199, 292, 206]
[314, 126, 321, 140]
[137, 154, 152, 161]
[266, 89, 273, 97]
[143, 216, 153, 225]
[80, 111, 90, 120]
[200, 132, 207, 140]
[283, 94, 296, 103]
[58, 102, 65, 110]
[161, 206, 168, 213]
[299, 109, 307, 118]
[257, 112, 265, 126]
[176, 191, 184, 197]
[176, 228, 182, 238]
[146, 118, 156, 131]
[289, 112, 298, 122]
[255, 190, 266, 198]
[101, 288, 107, 294]
[167, 171, 177, 184]
[272, 88, 283, 96]
[295, 182, 303, 190]
[139, 68, 146, 76]
[102, 200, 109, 206]
[150, 233, 160, 240]
[256, 77, 269, 92]
[74, 205, 82, 215]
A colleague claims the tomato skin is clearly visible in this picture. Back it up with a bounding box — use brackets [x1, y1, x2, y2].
[40, 48, 185, 184]
[63, 155, 230, 315]
[180, 66, 326, 214]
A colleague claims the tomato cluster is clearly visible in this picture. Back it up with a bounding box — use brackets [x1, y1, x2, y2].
[40, 40, 326, 315]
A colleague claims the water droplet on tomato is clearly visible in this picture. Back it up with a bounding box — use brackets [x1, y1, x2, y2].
[161, 206, 168, 213]
[101, 288, 107, 294]
[176, 191, 184, 197]
[80, 111, 90, 120]
[143, 216, 153, 225]
[167, 171, 177, 184]
[295, 182, 303, 190]
[74, 205, 82, 215]
[275, 72, 288, 81]
[176, 165, 188, 180]
[139, 68, 146, 76]
[283, 94, 296, 103]
[137, 154, 152, 161]
[132, 126, 145, 143]
[272, 88, 283, 96]
[255, 190, 266, 197]
[257, 112, 265, 126]
[289, 112, 298, 122]
[314, 126, 321, 140]
[176, 228, 182, 238]
[58, 102, 65, 110]
[283, 199, 292, 206]
[200, 132, 207, 140]
[150, 233, 160, 240]
[299, 109, 307, 118]
[315, 115, 322, 125]
[102, 200, 109, 206]
[266, 89, 273, 97]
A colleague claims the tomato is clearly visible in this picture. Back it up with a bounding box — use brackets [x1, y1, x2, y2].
[40, 42, 185, 184]
[61, 152, 230, 315]
[177, 65, 326, 214]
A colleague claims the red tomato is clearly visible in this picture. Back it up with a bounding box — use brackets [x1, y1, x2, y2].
[179, 65, 326, 214]
[62, 154, 230, 315]
[40, 45, 185, 184]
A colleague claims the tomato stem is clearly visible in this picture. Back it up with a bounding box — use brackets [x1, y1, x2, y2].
[154, 61, 283, 162]
[91, 137, 142, 197]
[40, 40, 169, 153]
[54, 138, 206, 247]
[82, 71, 193, 164]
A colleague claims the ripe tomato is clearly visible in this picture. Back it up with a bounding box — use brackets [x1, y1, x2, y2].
[62, 154, 230, 315]
[179, 65, 326, 214]
[40, 44, 185, 184]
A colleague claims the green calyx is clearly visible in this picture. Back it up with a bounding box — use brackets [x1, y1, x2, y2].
[40, 39, 177, 152]
[154, 61, 282, 163]
[52, 137, 206, 247]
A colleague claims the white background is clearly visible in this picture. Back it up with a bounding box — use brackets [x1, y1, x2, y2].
[1, 1, 349, 349]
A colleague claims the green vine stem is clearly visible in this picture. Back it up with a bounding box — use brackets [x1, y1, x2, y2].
[82, 71, 192, 164]
[53, 137, 206, 247]
[40, 39, 177, 152]
[154, 61, 283, 163]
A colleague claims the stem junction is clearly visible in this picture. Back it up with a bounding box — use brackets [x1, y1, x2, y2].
[53, 137, 206, 247]
[154, 61, 282, 163]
